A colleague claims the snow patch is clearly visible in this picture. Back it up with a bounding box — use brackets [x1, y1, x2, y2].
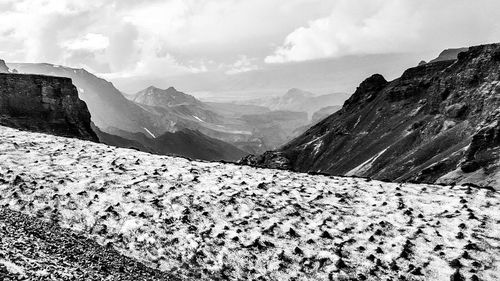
[143, 128, 156, 138]
[0, 259, 25, 275]
[193, 115, 205, 123]
[346, 147, 389, 176]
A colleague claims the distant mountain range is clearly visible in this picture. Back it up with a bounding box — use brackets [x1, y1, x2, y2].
[235, 88, 349, 117]
[8, 62, 246, 161]
[241, 44, 500, 187]
[6, 62, 343, 160]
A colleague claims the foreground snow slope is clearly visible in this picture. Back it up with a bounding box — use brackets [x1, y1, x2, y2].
[0, 125, 499, 280]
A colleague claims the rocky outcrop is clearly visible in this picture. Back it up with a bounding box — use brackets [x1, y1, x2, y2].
[0, 73, 98, 141]
[242, 43, 500, 188]
[0, 60, 9, 73]
[429, 47, 469, 63]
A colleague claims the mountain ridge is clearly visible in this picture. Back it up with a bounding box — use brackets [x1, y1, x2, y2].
[240, 43, 500, 188]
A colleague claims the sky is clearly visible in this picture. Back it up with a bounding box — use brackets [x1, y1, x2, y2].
[0, 0, 499, 96]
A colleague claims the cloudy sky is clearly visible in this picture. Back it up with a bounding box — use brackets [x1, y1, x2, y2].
[1, 0, 499, 95]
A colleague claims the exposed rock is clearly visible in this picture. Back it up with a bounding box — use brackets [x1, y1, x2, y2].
[0, 73, 98, 141]
[243, 43, 500, 188]
[239, 151, 291, 170]
[461, 110, 500, 172]
[0, 59, 9, 73]
[0, 208, 178, 280]
[429, 47, 469, 63]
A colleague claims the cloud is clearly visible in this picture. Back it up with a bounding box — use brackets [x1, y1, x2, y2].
[266, 0, 500, 63]
[225, 56, 260, 75]
[62, 33, 109, 51]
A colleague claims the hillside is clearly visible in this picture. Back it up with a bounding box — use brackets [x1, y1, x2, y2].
[0, 125, 498, 280]
[241, 44, 500, 188]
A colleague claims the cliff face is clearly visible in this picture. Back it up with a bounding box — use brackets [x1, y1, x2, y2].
[241, 43, 500, 187]
[0, 73, 98, 141]
[0, 60, 10, 73]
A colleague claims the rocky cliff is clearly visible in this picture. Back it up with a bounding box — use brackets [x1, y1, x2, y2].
[0, 73, 98, 141]
[0, 59, 10, 73]
[241, 43, 500, 188]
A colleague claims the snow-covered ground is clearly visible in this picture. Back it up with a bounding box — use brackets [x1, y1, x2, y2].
[0, 125, 499, 280]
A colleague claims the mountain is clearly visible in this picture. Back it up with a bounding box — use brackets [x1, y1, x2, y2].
[127, 86, 310, 153]
[132, 86, 202, 107]
[112, 52, 426, 103]
[0, 72, 97, 141]
[241, 43, 500, 188]
[429, 47, 469, 63]
[6, 63, 249, 161]
[238, 88, 348, 118]
[311, 105, 342, 124]
[1, 124, 499, 280]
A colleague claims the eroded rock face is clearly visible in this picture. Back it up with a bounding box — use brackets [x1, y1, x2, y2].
[0, 73, 98, 141]
[0, 60, 9, 73]
[244, 43, 500, 187]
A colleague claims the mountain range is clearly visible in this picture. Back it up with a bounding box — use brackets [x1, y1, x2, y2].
[241, 44, 500, 188]
[235, 88, 348, 117]
[5, 62, 343, 160]
[5, 63, 247, 161]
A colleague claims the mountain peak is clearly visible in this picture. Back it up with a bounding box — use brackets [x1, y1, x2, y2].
[284, 88, 314, 99]
[134, 85, 201, 107]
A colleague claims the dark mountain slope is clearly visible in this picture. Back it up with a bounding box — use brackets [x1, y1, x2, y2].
[0, 73, 97, 141]
[93, 124, 246, 161]
[242, 43, 500, 187]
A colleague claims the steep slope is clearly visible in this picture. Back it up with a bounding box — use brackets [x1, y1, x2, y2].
[0, 73, 97, 141]
[0, 125, 499, 280]
[242, 43, 500, 187]
[93, 124, 246, 161]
